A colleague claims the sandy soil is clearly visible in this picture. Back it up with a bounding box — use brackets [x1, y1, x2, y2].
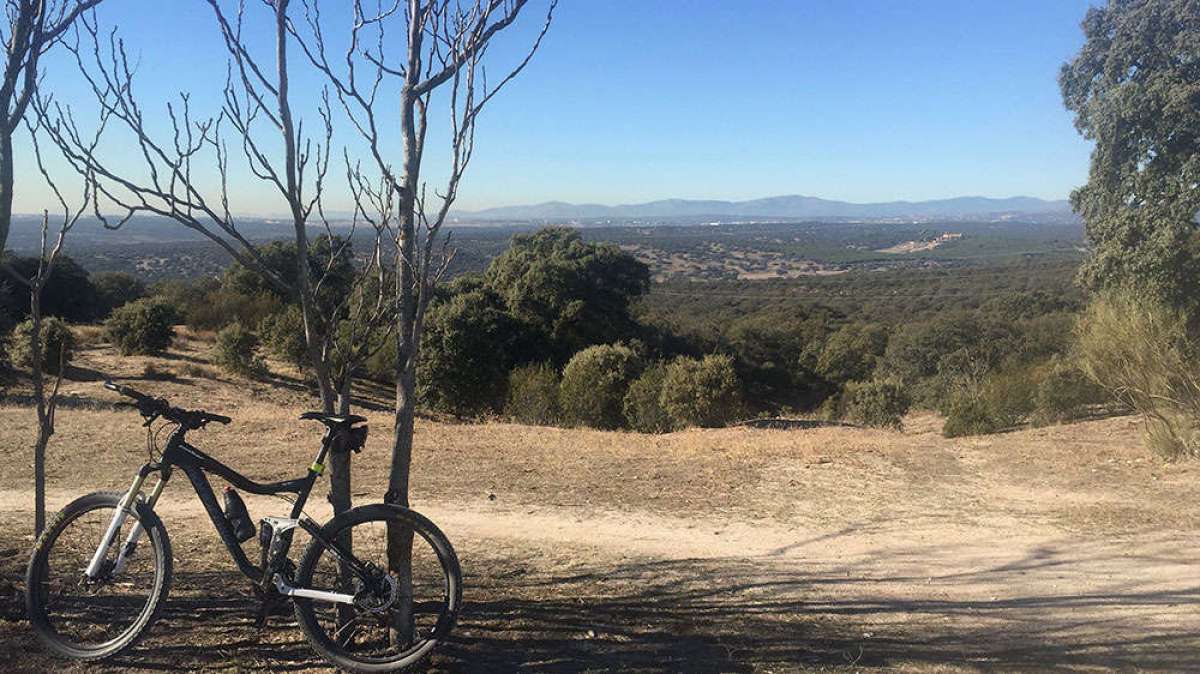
[1, 337, 1198, 672]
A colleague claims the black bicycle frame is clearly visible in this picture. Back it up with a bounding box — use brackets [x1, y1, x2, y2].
[136, 424, 371, 586]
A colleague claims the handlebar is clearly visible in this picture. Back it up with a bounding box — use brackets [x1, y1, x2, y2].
[104, 380, 232, 429]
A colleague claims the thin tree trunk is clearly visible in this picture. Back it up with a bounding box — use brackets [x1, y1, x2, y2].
[385, 59, 422, 642]
[29, 285, 50, 536]
[0, 130, 13, 251]
[332, 379, 355, 626]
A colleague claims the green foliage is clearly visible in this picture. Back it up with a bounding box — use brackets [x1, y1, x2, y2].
[660, 354, 742, 428]
[222, 236, 355, 312]
[90, 272, 146, 319]
[942, 395, 1002, 438]
[814, 323, 889, 384]
[0, 255, 98, 322]
[484, 227, 650, 364]
[843, 378, 910, 429]
[213, 322, 266, 377]
[1033, 358, 1110, 425]
[10, 317, 75, 375]
[503, 363, 560, 426]
[1076, 291, 1200, 458]
[259, 306, 308, 368]
[881, 312, 1021, 406]
[622, 362, 675, 433]
[559, 344, 642, 429]
[418, 289, 529, 417]
[105, 299, 176, 356]
[725, 308, 839, 412]
[941, 366, 1039, 438]
[1061, 0, 1200, 313]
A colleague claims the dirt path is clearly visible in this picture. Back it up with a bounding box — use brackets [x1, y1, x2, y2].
[3, 486, 1198, 672]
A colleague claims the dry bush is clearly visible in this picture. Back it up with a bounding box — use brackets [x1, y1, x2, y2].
[178, 362, 217, 380]
[1077, 291, 1200, 459]
[141, 362, 177, 381]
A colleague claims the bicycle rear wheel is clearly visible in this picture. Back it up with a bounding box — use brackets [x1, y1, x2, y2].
[293, 504, 461, 673]
[26, 491, 172, 660]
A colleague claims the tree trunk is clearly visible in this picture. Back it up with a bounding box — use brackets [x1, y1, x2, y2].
[332, 379, 355, 626]
[29, 285, 50, 536]
[385, 48, 424, 638]
[387, 362, 417, 645]
[0, 130, 13, 252]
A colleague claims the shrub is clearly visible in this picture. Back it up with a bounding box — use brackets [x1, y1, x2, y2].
[1076, 291, 1200, 459]
[559, 344, 641, 429]
[418, 289, 529, 418]
[504, 363, 560, 426]
[10, 317, 75, 375]
[942, 394, 1004, 438]
[106, 299, 176, 355]
[259, 306, 308, 368]
[660, 354, 742, 428]
[187, 289, 281, 332]
[141, 362, 177, 381]
[1032, 359, 1111, 425]
[941, 366, 1037, 438]
[213, 322, 266, 377]
[179, 362, 216, 380]
[814, 323, 889, 385]
[844, 378, 910, 430]
[623, 362, 674, 433]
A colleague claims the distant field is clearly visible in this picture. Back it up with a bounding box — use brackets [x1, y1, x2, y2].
[18, 217, 1085, 290]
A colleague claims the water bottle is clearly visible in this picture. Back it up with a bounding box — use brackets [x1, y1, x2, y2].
[223, 486, 256, 543]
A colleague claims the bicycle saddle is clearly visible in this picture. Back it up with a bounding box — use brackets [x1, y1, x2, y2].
[299, 412, 367, 427]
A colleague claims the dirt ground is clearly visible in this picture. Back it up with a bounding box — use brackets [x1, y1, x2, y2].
[1, 335, 1198, 672]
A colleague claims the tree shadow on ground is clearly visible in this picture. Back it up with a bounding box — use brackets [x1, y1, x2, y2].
[439, 555, 1200, 673]
[2, 545, 1199, 672]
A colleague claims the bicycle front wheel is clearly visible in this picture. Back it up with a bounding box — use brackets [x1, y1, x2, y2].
[26, 491, 173, 661]
[293, 504, 461, 673]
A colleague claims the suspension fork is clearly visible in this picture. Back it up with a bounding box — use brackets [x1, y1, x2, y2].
[85, 465, 170, 579]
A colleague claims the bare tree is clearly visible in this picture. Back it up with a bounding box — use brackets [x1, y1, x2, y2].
[0, 0, 104, 536]
[0, 0, 103, 251]
[3, 117, 97, 535]
[39, 2, 393, 525]
[291, 0, 555, 639]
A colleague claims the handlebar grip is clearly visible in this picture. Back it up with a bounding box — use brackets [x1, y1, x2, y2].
[104, 379, 148, 401]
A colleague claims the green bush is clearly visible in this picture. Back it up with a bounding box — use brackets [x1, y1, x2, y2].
[418, 289, 528, 418]
[213, 322, 266, 377]
[504, 363, 560, 426]
[1032, 359, 1110, 425]
[559, 344, 641, 429]
[942, 394, 1005, 438]
[259, 306, 308, 368]
[105, 299, 176, 356]
[1076, 291, 1200, 458]
[623, 362, 674, 433]
[844, 378, 910, 429]
[187, 289, 282, 332]
[660, 354, 742, 428]
[814, 323, 889, 385]
[941, 366, 1038, 438]
[10, 317, 75, 375]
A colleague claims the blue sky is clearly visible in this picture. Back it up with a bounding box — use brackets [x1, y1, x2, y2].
[15, 0, 1099, 215]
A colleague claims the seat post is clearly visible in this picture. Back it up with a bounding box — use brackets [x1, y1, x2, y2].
[310, 428, 336, 476]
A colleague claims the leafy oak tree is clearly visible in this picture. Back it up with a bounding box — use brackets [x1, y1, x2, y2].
[1060, 0, 1200, 312]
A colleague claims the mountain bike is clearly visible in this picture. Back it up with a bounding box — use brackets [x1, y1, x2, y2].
[25, 381, 461, 672]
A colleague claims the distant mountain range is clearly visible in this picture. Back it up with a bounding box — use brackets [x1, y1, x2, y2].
[458, 194, 1074, 221]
